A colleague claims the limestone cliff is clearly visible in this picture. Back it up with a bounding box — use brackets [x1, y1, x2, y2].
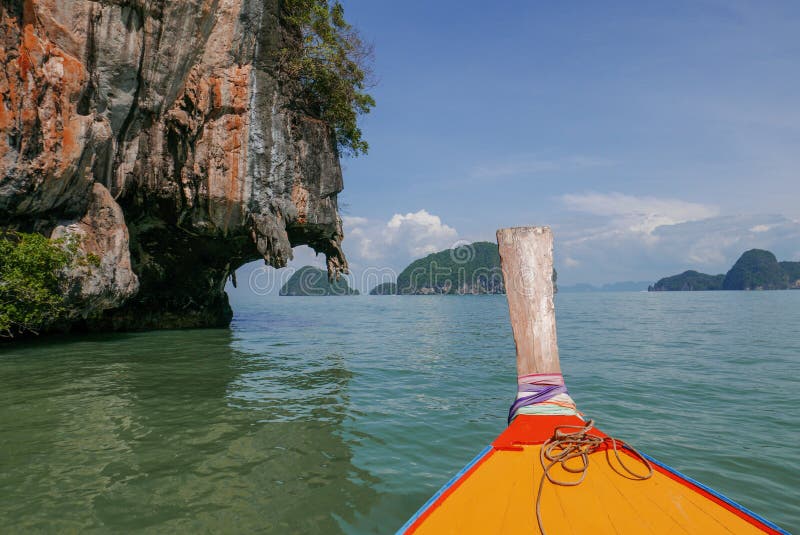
[0, 0, 347, 330]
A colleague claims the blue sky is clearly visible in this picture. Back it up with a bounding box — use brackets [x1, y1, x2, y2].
[232, 0, 800, 296]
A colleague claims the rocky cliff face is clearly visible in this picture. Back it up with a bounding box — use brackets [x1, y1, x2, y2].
[0, 0, 347, 330]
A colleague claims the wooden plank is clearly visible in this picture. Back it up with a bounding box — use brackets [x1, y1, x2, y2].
[496, 226, 561, 376]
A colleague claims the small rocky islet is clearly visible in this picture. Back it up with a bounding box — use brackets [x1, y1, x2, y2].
[279, 266, 359, 296]
[368, 241, 557, 295]
[649, 249, 800, 291]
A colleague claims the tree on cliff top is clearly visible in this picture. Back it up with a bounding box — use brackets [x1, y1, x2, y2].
[282, 0, 375, 156]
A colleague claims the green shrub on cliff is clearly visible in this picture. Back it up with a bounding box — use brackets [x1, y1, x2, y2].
[282, 0, 375, 156]
[0, 231, 77, 338]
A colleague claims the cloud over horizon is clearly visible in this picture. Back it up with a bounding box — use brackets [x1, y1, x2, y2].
[230, 196, 800, 299]
[554, 192, 800, 284]
[344, 209, 459, 263]
[560, 192, 720, 235]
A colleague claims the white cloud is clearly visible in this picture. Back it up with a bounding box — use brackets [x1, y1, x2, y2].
[330, 210, 464, 293]
[342, 215, 369, 227]
[655, 216, 800, 273]
[343, 219, 382, 261]
[385, 210, 458, 256]
[561, 192, 719, 235]
[552, 192, 800, 284]
[555, 211, 800, 285]
[343, 209, 459, 262]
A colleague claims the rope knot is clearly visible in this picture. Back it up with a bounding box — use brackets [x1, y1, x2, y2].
[535, 419, 654, 534]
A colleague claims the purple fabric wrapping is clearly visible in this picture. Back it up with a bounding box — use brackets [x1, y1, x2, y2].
[507, 374, 569, 423]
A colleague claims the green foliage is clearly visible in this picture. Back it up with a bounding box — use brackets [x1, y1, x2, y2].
[280, 265, 359, 296]
[723, 249, 788, 290]
[282, 0, 375, 156]
[395, 241, 558, 295]
[779, 261, 800, 288]
[396, 242, 501, 295]
[0, 231, 75, 337]
[649, 270, 725, 291]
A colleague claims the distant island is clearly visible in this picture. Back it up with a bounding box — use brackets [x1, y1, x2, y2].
[280, 266, 359, 296]
[369, 282, 397, 295]
[368, 241, 556, 295]
[649, 249, 800, 291]
[648, 271, 725, 291]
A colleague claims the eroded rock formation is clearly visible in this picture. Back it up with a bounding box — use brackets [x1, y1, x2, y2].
[0, 0, 347, 330]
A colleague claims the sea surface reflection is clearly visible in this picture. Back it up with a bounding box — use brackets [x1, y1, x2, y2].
[1, 293, 798, 533]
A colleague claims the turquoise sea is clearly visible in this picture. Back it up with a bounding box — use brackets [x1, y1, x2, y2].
[1, 292, 798, 533]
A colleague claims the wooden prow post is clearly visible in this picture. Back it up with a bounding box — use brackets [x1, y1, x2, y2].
[496, 226, 561, 377]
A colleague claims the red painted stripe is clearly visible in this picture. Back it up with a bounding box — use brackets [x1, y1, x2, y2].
[405, 448, 496, 534]
[493, 414, 603, 450]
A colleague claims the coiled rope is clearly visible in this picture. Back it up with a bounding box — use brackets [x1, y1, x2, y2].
[535, 419, 654, 535]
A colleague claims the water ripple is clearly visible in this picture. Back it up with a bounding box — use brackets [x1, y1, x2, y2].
[0, 292, 797, 533]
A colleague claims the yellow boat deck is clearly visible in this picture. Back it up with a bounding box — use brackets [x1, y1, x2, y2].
[402, 416, 784, 534]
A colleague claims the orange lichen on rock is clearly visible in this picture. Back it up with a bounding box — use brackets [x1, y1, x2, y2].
[167, 63, 252, 233]
[1, 13, 90, 198]
[291, 183, 310, 225]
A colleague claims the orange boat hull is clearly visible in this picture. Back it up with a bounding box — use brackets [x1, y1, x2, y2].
[399, 415, 787, 534]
